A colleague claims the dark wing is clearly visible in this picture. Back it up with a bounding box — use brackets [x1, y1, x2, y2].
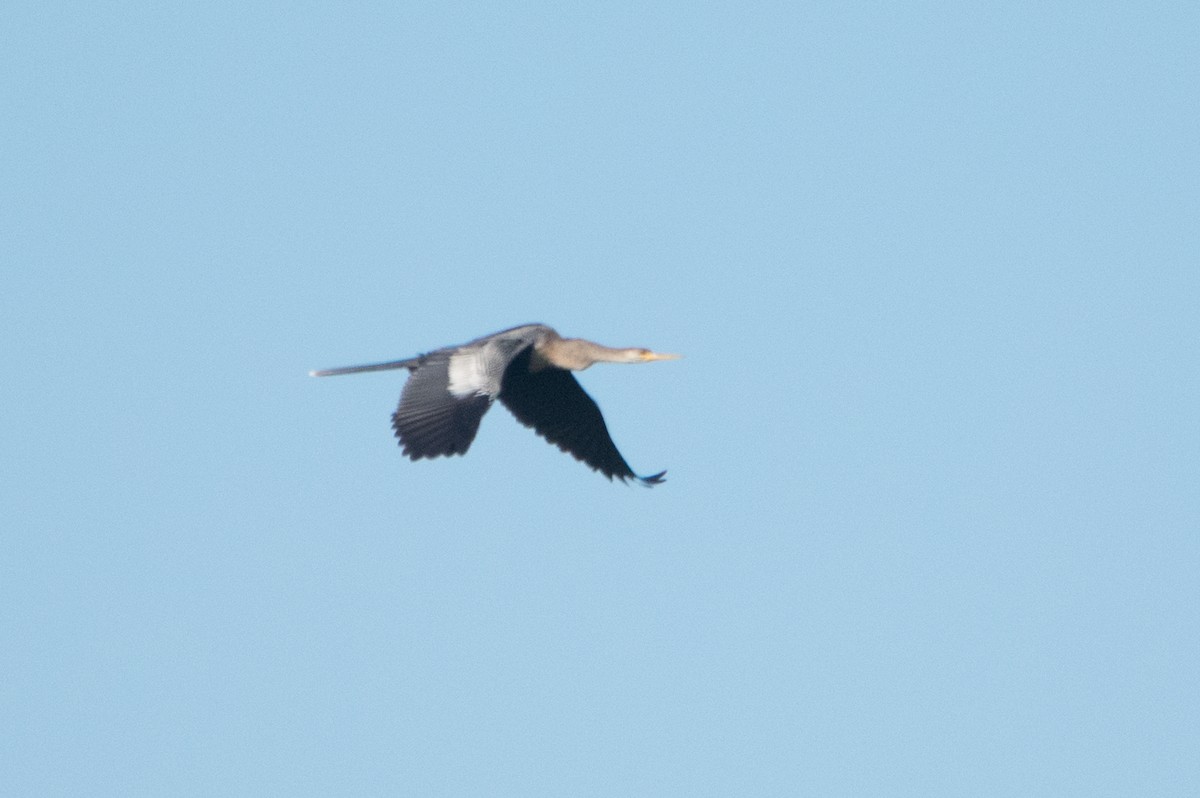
[391, 352, 493, 459]
[499, 348, 666, 485]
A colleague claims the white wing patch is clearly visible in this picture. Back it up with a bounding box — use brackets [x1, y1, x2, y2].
[447, 347, 501, 398]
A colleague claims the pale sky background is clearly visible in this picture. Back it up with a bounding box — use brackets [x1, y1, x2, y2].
[3, 2, 1197, 795]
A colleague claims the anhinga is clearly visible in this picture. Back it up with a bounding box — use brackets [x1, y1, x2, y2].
[311, 324, 680, 485]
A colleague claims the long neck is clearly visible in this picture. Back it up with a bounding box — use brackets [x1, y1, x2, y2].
[540, 337, 637, 370]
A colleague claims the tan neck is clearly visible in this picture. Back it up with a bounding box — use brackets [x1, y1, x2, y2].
[538, 337, 637, 371]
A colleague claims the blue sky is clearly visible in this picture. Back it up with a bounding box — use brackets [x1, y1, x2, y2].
[3, 2, 1197, 795]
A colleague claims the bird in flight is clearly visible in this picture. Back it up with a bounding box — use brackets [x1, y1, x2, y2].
[311, 323, 680, 485]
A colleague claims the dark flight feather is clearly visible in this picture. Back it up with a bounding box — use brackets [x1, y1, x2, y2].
[391, 353, 493, 459]
[499, 347, 665, 485]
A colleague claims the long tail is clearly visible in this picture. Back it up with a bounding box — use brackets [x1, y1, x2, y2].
[309, 357, 422, 377]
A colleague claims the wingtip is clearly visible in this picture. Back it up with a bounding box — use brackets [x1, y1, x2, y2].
[637, 470, 667, 487]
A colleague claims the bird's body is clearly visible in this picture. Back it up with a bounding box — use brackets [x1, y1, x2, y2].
[311, 324, 679, 485]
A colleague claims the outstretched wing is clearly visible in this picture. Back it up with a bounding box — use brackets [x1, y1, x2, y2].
[391, 331, 541, 460]
[391, 352, 493, 459]
[499, 349, 665, 485]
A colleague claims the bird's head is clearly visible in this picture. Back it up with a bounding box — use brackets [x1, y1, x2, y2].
[553, 338, 682, 369]
[631, 348, 682, 363]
